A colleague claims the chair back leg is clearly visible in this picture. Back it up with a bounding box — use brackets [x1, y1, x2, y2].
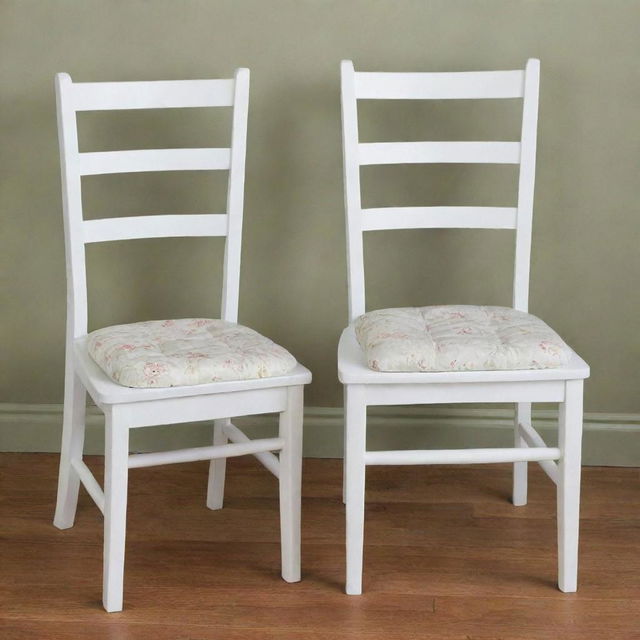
[54, 368, 87, 529]
[557, 379, 584, 592]
[102, 408, 130, 613]
[206, 418, 230, 510]
[513, 402, 531, 506]
[344, 384, 367, 595]
[278, 385, 304, 583]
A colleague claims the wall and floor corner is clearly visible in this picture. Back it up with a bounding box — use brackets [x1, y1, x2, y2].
[1, 403, 639, 466]
[1, 1, 639, 463]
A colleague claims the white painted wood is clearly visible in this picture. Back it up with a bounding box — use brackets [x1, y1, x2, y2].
[517, 416, 560, 485]
[71, 458, 105, 513]
[354, 70, 525, 100]
[278, 386, 304, 583]
[83, 214, 228, 243]
[358, 141, 521, 165]
[339, 60, 588, 595]
[221, 68, 250, 323]
[56, 73, 89, 339]
[361, 206, 517, 231]
[345, 385, 367, 595]
[69, 78, 235, 111]
[340, 61, 538, 323]
[364, 380, 565, 405]
[513, 59, 540, 312]
[513, 402, 532, 506]
[342, 409, 348, 505]
[207, 418, 230, 510]
[78, 148, 231, 175]
[341, 60, 366, 321]
[127, 437, 284, 469]
[125, 387, 290, 429]
[364, 446, 559, 466]
[223, 421, 280, 478]
[557, 380, 584, 592]
[102, 409, 129, 613]
[54, 71, 310, 611]
[53, 370, 87, 529]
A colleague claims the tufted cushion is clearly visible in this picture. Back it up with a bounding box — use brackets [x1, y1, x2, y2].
[87, 318, 298, 388]
[354, 305, 572, 373]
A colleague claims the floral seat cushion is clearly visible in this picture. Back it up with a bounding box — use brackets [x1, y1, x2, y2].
[87, 318, 298, 388]
[354, 305, 572, 372]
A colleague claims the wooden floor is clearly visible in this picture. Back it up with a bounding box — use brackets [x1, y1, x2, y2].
[1, 453, 639, 639]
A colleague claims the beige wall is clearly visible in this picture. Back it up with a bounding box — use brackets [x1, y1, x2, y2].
[1, 0, 639, 412]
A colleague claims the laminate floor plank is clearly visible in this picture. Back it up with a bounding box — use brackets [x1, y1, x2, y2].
[1, 453, 639, 639]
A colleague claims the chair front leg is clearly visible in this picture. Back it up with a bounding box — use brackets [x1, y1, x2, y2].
[103, 407, 130, 612]
[54, 367, 87, 529]
[557, 380, 584, 592]
[513, 402, 531, 506]
[278, 385, 304, 583]
[345, 384, 366, 595]
[342, 415, 348, 505]
[207, 418, 230, 510]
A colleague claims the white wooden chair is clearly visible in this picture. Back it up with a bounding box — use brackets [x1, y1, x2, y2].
[339, 59, 589, 595]
[53, 70, 311, 612]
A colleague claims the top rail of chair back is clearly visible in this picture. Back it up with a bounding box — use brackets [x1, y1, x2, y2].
[58, 75, 238, 111]
[352, 67, 527, 101]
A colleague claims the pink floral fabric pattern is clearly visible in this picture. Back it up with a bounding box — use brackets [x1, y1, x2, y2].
[87, 318, 298, 388]
[354, 306, 572, 372]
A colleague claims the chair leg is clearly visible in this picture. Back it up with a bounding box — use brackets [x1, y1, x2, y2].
[557, 380, 584, 593]
[279, 385, 304, 583]
[53, 368, 87, 529]
[342, 412, 348, 505]
[512, 402, 531, 506]
[345, 385, 366, 595]
[206, 418, 230, 510]
[103, 408, 130, 613]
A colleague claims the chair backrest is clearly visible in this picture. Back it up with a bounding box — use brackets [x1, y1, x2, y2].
[56, 70, 250, 340]
[340, 59, 540, 323]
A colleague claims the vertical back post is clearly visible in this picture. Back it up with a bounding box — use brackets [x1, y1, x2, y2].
[56, 73, 89, 341]
[513, 59, 541, 312]
[221, 68, 250, 323]
[341, 61, 366, 322]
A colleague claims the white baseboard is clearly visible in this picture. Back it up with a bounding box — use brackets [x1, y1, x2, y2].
[1, 403, 638, 466]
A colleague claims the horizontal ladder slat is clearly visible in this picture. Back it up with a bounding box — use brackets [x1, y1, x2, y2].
[361, 206, 517, 230]
[364, 447, 560, 466]
[354, 70, 525, 100]
[128, 437, 284, 469]
[78, 148, 231, 175]
[71, 459, 105, 514]
[223, 421, 280, 478]
[69, 79, 235, 111]
[82, 214, 228, 243]
[518, 421, 559, 484]
[358, 141, 521, 165]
